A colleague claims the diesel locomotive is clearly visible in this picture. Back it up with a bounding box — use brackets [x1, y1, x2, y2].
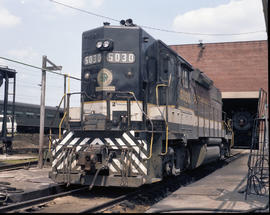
[49, 20, 233, 187]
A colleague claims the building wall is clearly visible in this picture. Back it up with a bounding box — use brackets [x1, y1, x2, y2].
[170, 40, 268, 98]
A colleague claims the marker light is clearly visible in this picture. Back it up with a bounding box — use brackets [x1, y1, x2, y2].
[96, 41, 103, 49]
[84, 72, 90, 80]
[103, 40, 110, 48]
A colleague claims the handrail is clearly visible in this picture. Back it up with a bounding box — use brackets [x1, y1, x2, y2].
[59, 111, 67, 139]
[128, 91, 154, 160]
[48, 94, 66, 151]
[155, 84, 169, 156]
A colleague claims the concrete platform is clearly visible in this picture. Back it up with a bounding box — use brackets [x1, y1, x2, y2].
[0, 166, 63, 204]
[147, 149, 269, 213]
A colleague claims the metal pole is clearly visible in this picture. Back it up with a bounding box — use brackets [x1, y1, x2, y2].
[12, 74, 16, 138]
[2, 75, 9, 140]
[38, 55, 47, 168]
[64, 74, 67, 111]
[265, 104, 268, 152]
[67, 93, 71, 131]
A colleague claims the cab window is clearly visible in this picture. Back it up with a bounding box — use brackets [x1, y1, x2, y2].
[182, 68, 189, 88]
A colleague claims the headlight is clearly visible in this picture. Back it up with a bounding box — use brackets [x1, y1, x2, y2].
[84, 72, 90, 80]
[103, 40, 110, 48]
[96, 41, 103, 49]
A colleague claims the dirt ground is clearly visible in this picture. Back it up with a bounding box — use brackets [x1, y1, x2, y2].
[12, 133, 54, 149]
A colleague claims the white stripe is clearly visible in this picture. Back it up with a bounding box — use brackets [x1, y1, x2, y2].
[131, 153, 147, 174]
[115, 138, 127, 148]
[131, 164, 139, 173]
[112, 158, 122, 169]
[71, 159, 77, 169]
[112, 158, 139, 174]
[119, 137, 147, 159]
[90, 138, 104, 145]
[52, 151, 66, 169]
[55, 132, 73, 153]
[105, 138, 118, 149]
[58, 160, 64, 169]
[123, 133, 136, 146]
[53, 144, 71, 167]
[142, 140, 147, 151]
[130, 131, 135, 136]
[52, 151, 65, 167]
[67, 137, 80, 147]
[108, 163, 117, 172]
[138, 140, 147, 151]
[76, 138, 90, 152]
[134, 146, 147, 159]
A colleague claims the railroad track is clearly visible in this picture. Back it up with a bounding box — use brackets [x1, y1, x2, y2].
[79, 151, 245, 213]
[0, 160, 38, 172]
[0, 186, 88, 213]
[0, 151, 244, 213]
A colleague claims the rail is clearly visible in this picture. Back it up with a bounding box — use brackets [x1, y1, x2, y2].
[0, 151, 244, 213]
[0, 160, 38, 172]
[0, 186, 88, 213]
[79, 151, 244, 213]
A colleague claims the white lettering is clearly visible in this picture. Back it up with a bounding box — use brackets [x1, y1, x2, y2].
[93, 55, 96, 64]
[89, 56, 93, 64]
[106, 52, 135, 63]
[84, 56, 89, 65]
[84, 54, 102, 65]
[97, 54, 101, 63]
[121, 53, 127, 62]
[115, 53, 120, 62]
[129, 53, 135, 63]
[107, 53, 113, 62]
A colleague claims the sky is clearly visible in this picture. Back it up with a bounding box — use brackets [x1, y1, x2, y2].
[0, 0, 267, 107]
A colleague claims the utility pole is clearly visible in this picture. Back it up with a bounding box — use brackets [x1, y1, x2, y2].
[64, 74, 67, 111]
[38, 56, 62, 168]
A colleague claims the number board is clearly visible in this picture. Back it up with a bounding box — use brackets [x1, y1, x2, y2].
[106, 52, 135, 64]
[84, 53, 102, 65]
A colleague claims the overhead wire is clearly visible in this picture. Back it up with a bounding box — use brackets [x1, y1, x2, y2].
[0, 56, 81, 81]
[49, 0, 265, 36]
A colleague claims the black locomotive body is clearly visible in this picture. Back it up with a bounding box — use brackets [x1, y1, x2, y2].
[49, 23, 232, 187]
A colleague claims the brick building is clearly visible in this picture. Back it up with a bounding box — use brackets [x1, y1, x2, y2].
[170, 40, 268, 147]
[170, 40, 268, 97]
